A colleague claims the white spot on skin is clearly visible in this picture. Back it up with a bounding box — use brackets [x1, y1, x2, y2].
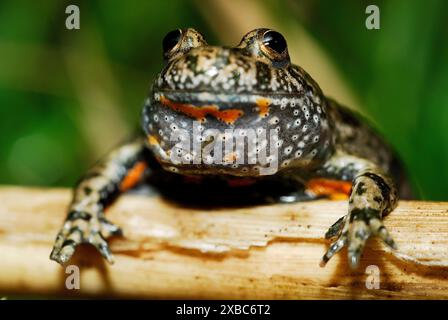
[204, 155, 214, 164]
[269, 116, 280, 125]
[280, 98, 288, 108]
[267, 155, 276, 163]
[281, 160, 290, 167]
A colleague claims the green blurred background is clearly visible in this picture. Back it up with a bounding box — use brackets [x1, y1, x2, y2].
[0, 0, 447, 200]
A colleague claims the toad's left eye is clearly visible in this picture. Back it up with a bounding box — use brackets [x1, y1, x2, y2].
[262, 30, 287, 54]
[162, 29, 182, 53]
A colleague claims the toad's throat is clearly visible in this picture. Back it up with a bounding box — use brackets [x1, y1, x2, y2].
[159, 95, 244, 124]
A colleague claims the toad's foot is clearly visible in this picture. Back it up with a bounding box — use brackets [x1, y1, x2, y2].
[320, 210, 397, 269]
[318, 168, 399, 269]
[50, 210, 122, 265]
[49, 137, 147, 265]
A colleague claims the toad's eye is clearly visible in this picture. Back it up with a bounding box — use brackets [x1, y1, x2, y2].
[261, 30, 287, 54]
[162, 29, 182, 52]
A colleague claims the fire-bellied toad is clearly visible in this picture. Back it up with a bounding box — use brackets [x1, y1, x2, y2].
[50, 28, 409, 269]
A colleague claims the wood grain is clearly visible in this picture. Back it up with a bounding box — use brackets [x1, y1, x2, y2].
[0, 186, 447, 299]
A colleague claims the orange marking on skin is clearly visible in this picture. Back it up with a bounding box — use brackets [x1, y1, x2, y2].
[306, 178, 352, 200]
[147, 135, 159, 146]
[256, 97, 271, 117]
[223, 152, 238, 163]
[120, 161, 147, 192]
[160, 95, 243, 124]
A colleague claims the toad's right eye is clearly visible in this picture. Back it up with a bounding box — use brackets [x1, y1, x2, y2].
[261, 30, 287, 55]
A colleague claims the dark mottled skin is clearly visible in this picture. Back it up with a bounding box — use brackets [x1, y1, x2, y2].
[50, 28, 409, 269]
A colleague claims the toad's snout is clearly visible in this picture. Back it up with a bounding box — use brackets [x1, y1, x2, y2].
[155, 46, 258, 94]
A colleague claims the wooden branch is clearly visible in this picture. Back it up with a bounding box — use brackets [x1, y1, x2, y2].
[0, 186, 447, 299]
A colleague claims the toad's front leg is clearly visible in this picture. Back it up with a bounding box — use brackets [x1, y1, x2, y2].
[317, 154, 399, 269]
[50, 137, 148, 265]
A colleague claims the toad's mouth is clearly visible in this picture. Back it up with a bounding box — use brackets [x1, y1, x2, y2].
[152, 89, 297, 105]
